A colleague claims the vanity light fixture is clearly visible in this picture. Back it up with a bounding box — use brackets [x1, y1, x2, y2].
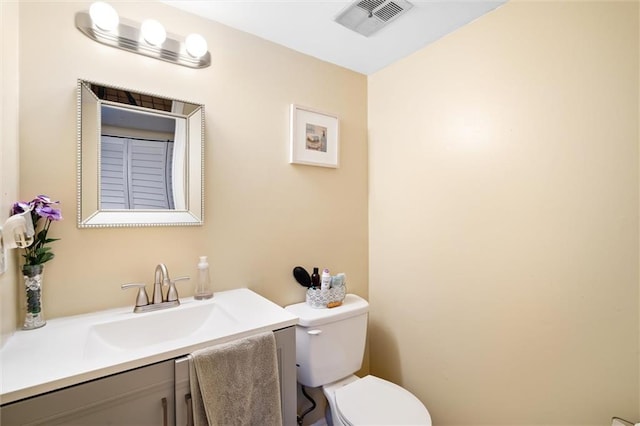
[75, 2, 210, 69]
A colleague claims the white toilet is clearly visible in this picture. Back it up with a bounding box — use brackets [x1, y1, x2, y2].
[285, 294, 432, 426]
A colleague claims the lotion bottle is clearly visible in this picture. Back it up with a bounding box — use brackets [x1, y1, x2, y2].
[195, 256, 213, 300]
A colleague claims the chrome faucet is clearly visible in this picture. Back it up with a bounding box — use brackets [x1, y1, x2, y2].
[153, 263, 171, 304]
[122, 264, 190, 313]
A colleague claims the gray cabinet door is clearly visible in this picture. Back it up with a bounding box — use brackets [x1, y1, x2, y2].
[275, 326, 297, 426]
[1, 360, 175, 426]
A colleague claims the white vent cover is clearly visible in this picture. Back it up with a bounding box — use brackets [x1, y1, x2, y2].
[335, 0, 414, 37]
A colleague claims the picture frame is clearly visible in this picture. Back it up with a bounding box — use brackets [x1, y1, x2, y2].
[289, 104, 339, 168]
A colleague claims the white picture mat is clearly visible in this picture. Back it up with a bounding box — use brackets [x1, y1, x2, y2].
[289, 104, 339, 168]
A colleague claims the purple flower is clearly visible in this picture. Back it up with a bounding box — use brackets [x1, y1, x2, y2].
[34, 195, 53, 204]
[36, 205, 62, 221]
[11, 201, 31, 215]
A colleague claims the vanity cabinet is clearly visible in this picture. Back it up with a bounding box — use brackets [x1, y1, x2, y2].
[1, 326, 296, 426]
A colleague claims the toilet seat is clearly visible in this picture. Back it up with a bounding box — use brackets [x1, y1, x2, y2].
[334, 375, 431, 425]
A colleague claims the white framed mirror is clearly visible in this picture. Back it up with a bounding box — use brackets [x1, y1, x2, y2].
[77, 80, 204, 228]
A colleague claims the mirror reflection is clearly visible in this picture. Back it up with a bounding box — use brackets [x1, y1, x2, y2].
[77, 80, 204, 228]
[100, 105, 184, 210]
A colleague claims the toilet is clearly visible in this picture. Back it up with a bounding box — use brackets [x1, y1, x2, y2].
[285, 294, 432, 426]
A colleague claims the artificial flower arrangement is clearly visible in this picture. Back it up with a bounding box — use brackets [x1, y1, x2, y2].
[11, 195, 62, 329]
[11, 195, 62, 266]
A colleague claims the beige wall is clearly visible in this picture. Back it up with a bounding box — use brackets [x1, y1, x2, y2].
[7, 1, 368, 327]
[369, 1, 639, 425]
[1, 1, 20, 345]
[4, 0, 639, 424]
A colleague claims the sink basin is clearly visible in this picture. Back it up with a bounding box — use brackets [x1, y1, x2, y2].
[84, 300, 239, 356]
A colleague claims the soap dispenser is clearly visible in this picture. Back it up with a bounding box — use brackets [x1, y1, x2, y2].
[195, 256, 213, 300]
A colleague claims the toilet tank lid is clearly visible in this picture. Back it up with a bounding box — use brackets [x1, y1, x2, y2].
[284, 294, 368, 327]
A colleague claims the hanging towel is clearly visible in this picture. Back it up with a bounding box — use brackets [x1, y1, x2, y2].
[189, 331, 283, 426]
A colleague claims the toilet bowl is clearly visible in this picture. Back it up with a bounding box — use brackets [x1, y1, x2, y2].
[323, 375, 431, 426]
[285, 294, 432, 426]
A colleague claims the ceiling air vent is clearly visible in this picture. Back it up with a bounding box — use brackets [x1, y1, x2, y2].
[335, 0, 414, 37]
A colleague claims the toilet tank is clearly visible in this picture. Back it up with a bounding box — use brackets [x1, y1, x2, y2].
[285, 294, 369, 387]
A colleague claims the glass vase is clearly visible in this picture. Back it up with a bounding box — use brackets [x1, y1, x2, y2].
[22, 264, 46, 330]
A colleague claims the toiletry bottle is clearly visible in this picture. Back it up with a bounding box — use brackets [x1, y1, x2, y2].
[321, 268, 331, 290]
[195, 256, 213, 300]
[311, 267, 320, 289]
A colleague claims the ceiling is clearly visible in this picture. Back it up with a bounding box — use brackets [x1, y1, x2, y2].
[163, 0, 507, 75]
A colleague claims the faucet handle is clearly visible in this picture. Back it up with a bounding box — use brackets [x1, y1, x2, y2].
[166, 276, 190, 302]
[121, 283, 149, 307]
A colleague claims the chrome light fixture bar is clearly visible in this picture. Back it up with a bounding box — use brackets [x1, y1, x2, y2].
[75, 2, 211, 69]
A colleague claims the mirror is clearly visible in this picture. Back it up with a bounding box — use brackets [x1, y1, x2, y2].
[77, 80, 204, 227]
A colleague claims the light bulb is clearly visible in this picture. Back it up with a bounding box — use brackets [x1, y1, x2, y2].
[185, 34, 208, 58]
[89, 1, 119, 32]
[141, 19, 166, 46]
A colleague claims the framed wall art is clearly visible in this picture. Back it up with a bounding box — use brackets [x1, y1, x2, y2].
[289, 104, 339, 168]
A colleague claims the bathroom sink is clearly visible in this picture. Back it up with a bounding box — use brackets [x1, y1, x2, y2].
[1, 288, 298, 404]
[84, 300, 240, 355]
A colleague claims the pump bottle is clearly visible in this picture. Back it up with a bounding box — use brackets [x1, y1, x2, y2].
[195, 256, 213, 300]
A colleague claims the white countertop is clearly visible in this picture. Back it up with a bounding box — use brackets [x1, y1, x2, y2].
[0, 288, 298, 405]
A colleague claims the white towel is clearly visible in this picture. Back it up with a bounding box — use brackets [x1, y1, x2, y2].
[189, 331, 283, 426]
